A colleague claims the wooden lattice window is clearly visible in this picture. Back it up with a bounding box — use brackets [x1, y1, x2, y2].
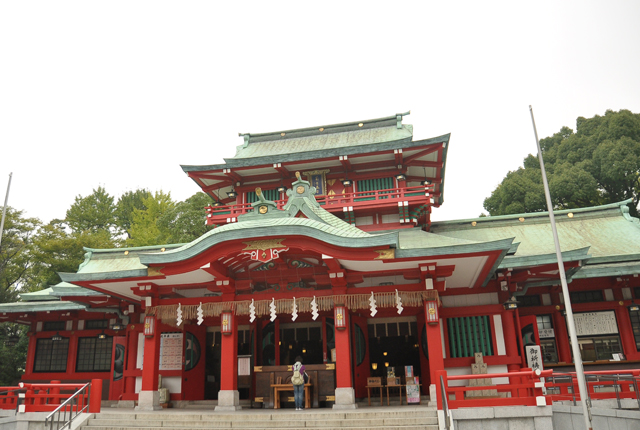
[446, 315, 494, 358]
[76, 337, 113, 372]
[570, 290, 603, 303]
[34, 338, 69, 372]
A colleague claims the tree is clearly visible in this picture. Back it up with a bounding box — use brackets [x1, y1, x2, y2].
[0, 207, 40, 302]
[158, 192, 213, 243]
[126, 191, 176, 247]
[484, 110, 640, 217]
[115, 189, 151, 237]
[27, 219, 116, 291]
[66, 187, 119, 234]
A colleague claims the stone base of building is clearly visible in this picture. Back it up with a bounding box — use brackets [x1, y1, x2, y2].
[215, 390, 242, 411]
[332, 387, 358, 409]
[135, 390, 162, 411]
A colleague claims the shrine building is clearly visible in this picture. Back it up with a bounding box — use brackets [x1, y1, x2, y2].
[2, 112, 640, 410]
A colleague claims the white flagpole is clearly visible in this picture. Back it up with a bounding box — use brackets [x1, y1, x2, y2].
[529, 106, 592, 430]
[0, 172, 13, 249]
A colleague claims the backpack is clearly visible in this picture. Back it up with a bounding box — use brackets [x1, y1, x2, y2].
[291, 363, 304, 385]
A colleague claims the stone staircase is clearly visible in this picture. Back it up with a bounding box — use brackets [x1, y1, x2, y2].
[82, 407, 440, 430]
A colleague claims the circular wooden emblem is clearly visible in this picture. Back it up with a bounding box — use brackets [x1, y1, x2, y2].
[428, 308, 436, 315]
[296, 186, 305, 194]
[259, 205, 268, 214]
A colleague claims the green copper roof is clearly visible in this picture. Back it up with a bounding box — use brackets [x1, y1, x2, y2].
[20, 282, 105, 302]
[0, 301, 87, 314]
[431, 200, 640, 277]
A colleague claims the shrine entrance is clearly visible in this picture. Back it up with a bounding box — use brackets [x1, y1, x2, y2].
[204, 325, 254, 400]
[367, 317, 422, 385]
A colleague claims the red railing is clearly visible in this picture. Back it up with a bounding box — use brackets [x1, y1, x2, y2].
[437, 368, 640, 411]
[0, 380, 101, 414]
[545, 369, 640, 408]
[436, 369, 552, 410]
[205, 184, 434, 224]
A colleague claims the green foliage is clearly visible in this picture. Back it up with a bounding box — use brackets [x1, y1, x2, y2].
[66, 187, 119, 234]
[126, 191, 176, 247]
[28, 220, 116, 291]
[0, 207, 40, 301]
[0, 323, 28, 385]
[484, 110, 640, 216]
[158, 192, 213, 244]
[115, 189, 151, 237]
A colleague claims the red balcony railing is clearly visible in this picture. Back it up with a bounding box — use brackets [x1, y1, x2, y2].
[205, 184, 434, 225]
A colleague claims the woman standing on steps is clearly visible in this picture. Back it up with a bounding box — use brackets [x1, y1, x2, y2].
[291, 356, 306, 410]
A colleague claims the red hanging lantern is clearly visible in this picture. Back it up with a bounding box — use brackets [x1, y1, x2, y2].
[426, 301, 439, 325]
[334, 305, 347, 330]
[221, 311, 233, 335]
[144, 316, 155, 337]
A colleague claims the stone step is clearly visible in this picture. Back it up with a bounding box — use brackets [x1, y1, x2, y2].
[86, 423, 439, 430]
[87, 416, 438, 429]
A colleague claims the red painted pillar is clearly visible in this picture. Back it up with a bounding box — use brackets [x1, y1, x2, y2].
[219, 312, 238, 391]
[501, 310, 521, 396]
[216, 311, 241, 411]
[553, 310, 572, 363]
[424, 303, 444, 387]
[123, 327, 139, 399]
[332, 309, 357, 409]
[89, 379, 102, 413]
[141, 323, 161, 391]
[615, 306, 638, 360]
[335, 311, 352, 389]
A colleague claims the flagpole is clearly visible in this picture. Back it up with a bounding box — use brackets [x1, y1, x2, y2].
[529, 106, 592, 430]
[0, 172, 13, 249]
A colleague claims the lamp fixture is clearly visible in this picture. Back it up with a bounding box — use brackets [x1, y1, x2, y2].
[371, 362, 378, 370]
[503, 297, 518, 310]
[395, 173, 406, 182]
[277, 185, 286, 193]
[227, 189, 237, 199]
[97, 331, 107, 340]
[111, 324, 125, 331]
[630, 304, 640, 312]
[421, 179, 432, 186]
[213, 201, 222, 207]
[341, 178, 352, 187]
[51, 332, 63, 342]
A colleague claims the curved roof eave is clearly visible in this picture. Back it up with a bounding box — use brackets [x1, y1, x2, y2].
[59, 269, 149, 283]
[498, 247, 591, 270]
[181, 134, 451, 172]
[139, 225, 399, 265]
[395, 237, 514, 259]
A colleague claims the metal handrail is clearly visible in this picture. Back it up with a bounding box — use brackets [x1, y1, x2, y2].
[440, 375, 451, 430]
[44, 383, 90, 430]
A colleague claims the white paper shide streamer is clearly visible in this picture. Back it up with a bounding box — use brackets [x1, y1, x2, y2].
[176, 303, 183, 326]
[269, 298, 277, 322]
[395, 289, 403, 314]
[291, 297, 298, 321]
[311, 296, 319, 320]
[369, 291, 377, 317]
[197, 302, 204, 325]
[249, 298, 256, 323]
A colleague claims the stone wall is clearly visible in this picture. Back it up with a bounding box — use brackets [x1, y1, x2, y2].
[451, 406, 553, 430]
[552, 405, 640, 430]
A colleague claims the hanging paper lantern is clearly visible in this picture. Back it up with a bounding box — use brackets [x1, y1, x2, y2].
[334, 305, 347, 330]
[221, 311, 233, 335]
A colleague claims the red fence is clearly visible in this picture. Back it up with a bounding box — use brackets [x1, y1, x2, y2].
[0, 380, 101, 413]
[205, 185, 433, 224]
[436, 369, 552, 410]
[437, 368, 640, 411]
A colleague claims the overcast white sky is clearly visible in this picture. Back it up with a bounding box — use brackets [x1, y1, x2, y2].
[1, 1, 639, 225]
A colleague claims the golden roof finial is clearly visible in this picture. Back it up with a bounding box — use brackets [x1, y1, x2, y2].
[295, 171, 301, 180]
[255, 187, 262, 196]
